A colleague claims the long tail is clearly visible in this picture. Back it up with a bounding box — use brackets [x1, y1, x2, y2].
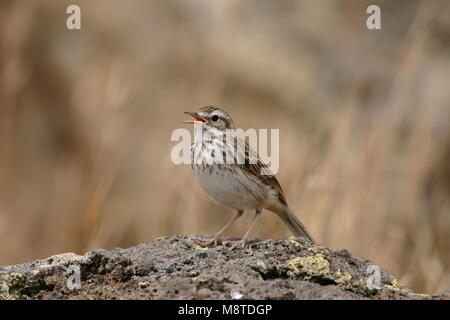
[276, 206, 315, 244]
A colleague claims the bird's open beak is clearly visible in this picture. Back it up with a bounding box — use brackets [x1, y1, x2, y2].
[183, 112, 208, 124]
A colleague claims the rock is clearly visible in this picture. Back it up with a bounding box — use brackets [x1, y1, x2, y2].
[0, 235, 447, 300]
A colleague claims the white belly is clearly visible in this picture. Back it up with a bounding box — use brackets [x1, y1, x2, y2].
[190, 128, 269, 211]
[194, 165, 265, 211]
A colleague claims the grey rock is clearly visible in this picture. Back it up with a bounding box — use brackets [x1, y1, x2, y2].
[0, 235, 447, 300]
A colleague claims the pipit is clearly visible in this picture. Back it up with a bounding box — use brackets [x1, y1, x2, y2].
[184, 106, 315, 249]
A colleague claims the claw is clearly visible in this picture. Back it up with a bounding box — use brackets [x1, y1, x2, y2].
[194, 236, 223, 247]
[226, 239, 249, 251]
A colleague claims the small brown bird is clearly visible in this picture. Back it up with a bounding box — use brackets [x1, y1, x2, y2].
[184, 106, 315, 249]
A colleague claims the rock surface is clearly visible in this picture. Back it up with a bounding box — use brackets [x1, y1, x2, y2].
[0, 235, 448, 300]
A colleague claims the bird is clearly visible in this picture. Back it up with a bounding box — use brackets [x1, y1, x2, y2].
[184, 106, 315, 249]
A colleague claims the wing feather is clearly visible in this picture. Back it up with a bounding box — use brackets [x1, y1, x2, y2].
[233, 135, 287, 205]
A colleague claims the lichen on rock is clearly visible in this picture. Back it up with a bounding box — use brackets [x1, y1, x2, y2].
[0, 272, 26, 300]
[0, 235, 448, 300]
[287, 253, 352, 286]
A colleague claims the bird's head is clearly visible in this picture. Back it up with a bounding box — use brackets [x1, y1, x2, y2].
[184, 106, 235, 131]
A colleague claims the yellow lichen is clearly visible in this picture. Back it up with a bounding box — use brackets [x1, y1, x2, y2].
[384, 278, 403, 291]
[0, 283, 11, 300]
[391, 278, 401, 289]
[193, 244, 209, 251]
[0, 273, 26, 300]
[138, 281, 150, 288]
[335, 269, 352, 284]
[287, 253, 331, 280]
[287, 254, 352, 285]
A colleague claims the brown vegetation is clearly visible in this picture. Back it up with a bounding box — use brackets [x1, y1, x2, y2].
[0, 0, 449, 294]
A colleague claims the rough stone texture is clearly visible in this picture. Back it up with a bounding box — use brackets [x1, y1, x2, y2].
[0, 235, 448, 300]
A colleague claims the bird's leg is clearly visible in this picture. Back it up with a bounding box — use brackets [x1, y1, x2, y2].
[195, 210, 243, 247]
[228, 209, 261, 250]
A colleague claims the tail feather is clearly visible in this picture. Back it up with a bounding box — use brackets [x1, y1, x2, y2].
[276, 206, 315, 244]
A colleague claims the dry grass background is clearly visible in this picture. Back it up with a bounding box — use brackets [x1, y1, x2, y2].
[0, 0, 449, 294]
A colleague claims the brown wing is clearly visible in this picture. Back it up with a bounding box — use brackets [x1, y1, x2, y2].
[245, 161, 287, 205]
[234, 135, 287, 205]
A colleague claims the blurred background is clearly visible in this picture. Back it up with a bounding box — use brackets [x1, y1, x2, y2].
[0, 0, 449, 294]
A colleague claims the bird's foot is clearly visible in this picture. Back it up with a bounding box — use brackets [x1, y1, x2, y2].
[194, 236, 224, 247]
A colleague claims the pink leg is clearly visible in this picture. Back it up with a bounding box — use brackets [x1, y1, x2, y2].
[228, 209, 261, 250]
[195, 210, 243, 247]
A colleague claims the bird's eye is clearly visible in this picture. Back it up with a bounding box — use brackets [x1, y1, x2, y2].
[211, 115, 219, 122]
